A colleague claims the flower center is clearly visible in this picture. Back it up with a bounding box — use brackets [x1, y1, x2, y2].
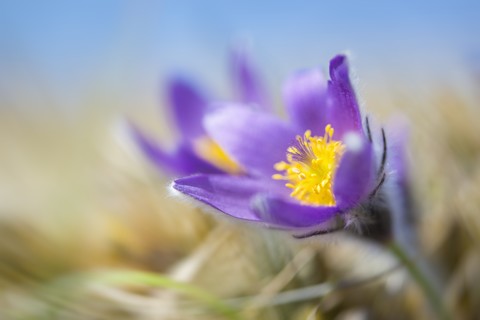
[193, 137, 242, 173]
[273, 125, 345, 206]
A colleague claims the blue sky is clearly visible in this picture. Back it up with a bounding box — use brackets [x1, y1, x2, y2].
[1, 1, 479, 111]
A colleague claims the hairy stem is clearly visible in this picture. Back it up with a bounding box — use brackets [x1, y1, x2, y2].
[388, 241, 451, 320]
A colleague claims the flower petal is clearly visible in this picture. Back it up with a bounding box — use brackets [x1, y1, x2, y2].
[327, 55, 363, 139]
[385, 120, 409, 187]
[383, 122, 415, 239]
[283, 68, 329, 136]
[167, 77, 208, 140]
[333, 134, 374, 209]
[252, 194, 341, 228]
[130, 124, 222, 176]
[173, 174, 282, 222]
[204, 106, 296, 177]
[230, 45, 270, 111]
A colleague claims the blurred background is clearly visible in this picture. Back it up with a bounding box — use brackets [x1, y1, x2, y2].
[1, 1, 480, 319]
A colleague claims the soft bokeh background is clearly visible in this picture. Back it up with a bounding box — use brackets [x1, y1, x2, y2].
[1, 1, 480, 319]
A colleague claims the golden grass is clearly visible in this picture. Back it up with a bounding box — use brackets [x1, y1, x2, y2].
[0, 78, 479, 319]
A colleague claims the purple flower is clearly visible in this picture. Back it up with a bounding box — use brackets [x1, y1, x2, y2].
[173, 55, 388, 234]
[131, 46, 270, 176]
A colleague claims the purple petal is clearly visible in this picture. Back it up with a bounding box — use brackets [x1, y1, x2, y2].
[130, 123, 223, 176]
[204, 106, 296, 177]
[252, 194, 341, 228]
[327, 55, 363, 139]
[384, 121, 415, 237]
[167, 77, 208, 140]
[283, 68, 329, 136]
[173, 174, 283, 222]
[385, 120, 410, 187]
[333, 135, 374, 210]
[230, 45, 270, 111]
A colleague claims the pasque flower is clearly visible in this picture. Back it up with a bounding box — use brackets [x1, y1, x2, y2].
[170, 54, 449, 318]
[173, 55, 389, 234]
[131, 47, 270, 176]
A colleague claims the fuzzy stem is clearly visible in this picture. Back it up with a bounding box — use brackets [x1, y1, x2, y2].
[387, 241, 451, 320]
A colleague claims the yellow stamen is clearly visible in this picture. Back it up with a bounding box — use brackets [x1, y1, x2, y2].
[193, 137, 242, 173]
[272, 125, 345, 206]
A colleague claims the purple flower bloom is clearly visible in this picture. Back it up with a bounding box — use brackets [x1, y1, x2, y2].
[131, 46, 270, 176]
[173, 55, 389, 233]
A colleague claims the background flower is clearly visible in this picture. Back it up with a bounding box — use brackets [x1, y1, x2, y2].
[131, 46, 270, 176]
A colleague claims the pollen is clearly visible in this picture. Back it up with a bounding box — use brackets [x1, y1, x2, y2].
[193, 137, 242, 174]
[273, 125, 345, 206]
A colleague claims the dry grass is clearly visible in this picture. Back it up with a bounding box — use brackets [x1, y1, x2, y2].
[0, 77, 479, 319]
